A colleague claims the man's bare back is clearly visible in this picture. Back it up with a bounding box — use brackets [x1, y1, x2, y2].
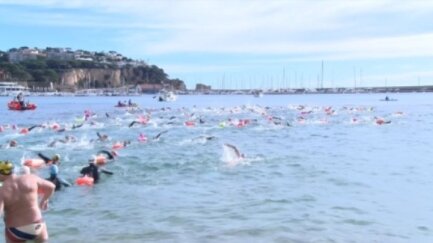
[0, 162, 55, 243]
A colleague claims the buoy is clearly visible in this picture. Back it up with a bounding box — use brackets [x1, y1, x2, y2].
[374, 116, 384, 125]
[138, 133, 147, 142]
[75, 176, 94, 186]
[19, 128, 29, 134]
[51, 123, 60, 130]
[138, 116, 149, 124]
[93, 155, 107, 165]
[184, 121, 195, 127]
[23, 159, 45, 169]
[112, 142, 124, 150]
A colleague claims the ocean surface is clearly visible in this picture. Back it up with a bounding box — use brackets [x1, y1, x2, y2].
[1, 93, 432, 242]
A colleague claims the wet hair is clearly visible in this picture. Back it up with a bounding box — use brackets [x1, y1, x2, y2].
[51, 154, 60, 162]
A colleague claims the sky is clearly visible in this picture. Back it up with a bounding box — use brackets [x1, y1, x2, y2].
[1, 0, 433, 90]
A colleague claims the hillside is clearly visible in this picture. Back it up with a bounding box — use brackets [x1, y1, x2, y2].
[0, 47, 185, 92]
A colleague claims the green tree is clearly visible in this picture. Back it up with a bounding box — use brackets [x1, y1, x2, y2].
[0, 52, 8, 63]
[21, 59, 47, 70]
[0, 63, 31, 80]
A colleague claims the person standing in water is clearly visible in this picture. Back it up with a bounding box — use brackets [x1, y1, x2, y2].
[0, 160, 55, 242]
[37, 153, 70, 190]
[80, 160, 113, 184]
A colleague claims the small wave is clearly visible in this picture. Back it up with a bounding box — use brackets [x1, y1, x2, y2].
[331, 206, 366, 215]
[341, 219, 373, 226]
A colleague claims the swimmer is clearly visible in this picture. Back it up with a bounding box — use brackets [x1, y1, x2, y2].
[193, 135, 216, 142]
[37, 153, 70, 190]
[80, 160, 113, 184]
[37, 153, 57, 165]
[96, 132, 109, 142]
[111, 140, 131, 150]
[128, 121, 140, 128]
[87, 150, 116, 166]
[138, 133, 148, 142]
[8, 140, 18, 148]
[374, 117, 392, 125]
[48, 135, 77, 147]
[153, 130, 168, 141]
[96, 150, 117, 160]
[28, 124, 44, 132]
[0, 160, 55, 243]
[224, 143, 245, 160]
[128, 116, 149, 128]
[72, 123, 84, 129]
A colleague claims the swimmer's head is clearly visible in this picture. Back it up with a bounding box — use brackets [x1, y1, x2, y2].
[0, 161, 14, 176]
[51, 154, 60, 163]
[9, 140, 17, 147]
[88, 156, 96, 164]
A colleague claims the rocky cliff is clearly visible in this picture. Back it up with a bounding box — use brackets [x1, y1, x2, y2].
[59, 67, 186, 91]
[62, 69, 122, 87]
[1, 47, 187, 91]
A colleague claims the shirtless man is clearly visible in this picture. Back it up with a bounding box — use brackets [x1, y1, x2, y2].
[0, 161, 55, 242]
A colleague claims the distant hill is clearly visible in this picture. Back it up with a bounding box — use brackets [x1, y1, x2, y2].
[0, 47, 185, 92]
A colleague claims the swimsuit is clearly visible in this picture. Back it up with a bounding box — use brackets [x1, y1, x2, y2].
[6, 220, 44, 242]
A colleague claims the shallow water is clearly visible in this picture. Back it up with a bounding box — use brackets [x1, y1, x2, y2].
[1, 93, 433, 242]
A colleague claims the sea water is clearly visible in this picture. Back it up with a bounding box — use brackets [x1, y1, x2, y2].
[0, 93, 432, 242]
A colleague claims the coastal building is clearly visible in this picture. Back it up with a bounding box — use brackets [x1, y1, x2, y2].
[46, 48, 74, 61]
[138, 83, 163, 93]
[8, 48, 43, 63]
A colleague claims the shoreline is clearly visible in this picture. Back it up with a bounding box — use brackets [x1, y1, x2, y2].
[2, 86, 433, 97]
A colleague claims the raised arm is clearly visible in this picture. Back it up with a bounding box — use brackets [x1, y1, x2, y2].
[224, 143, 241, 158]
[97, 150, 114, 160]
[37, 153, 51, 164]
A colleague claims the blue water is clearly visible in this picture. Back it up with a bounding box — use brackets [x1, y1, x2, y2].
[1, 93, 433, 242]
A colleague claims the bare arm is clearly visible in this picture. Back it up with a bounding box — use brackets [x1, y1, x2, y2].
[0, 192, 4, 217]
[35, 176, 55, 210]
[100, 168, 113, 175]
